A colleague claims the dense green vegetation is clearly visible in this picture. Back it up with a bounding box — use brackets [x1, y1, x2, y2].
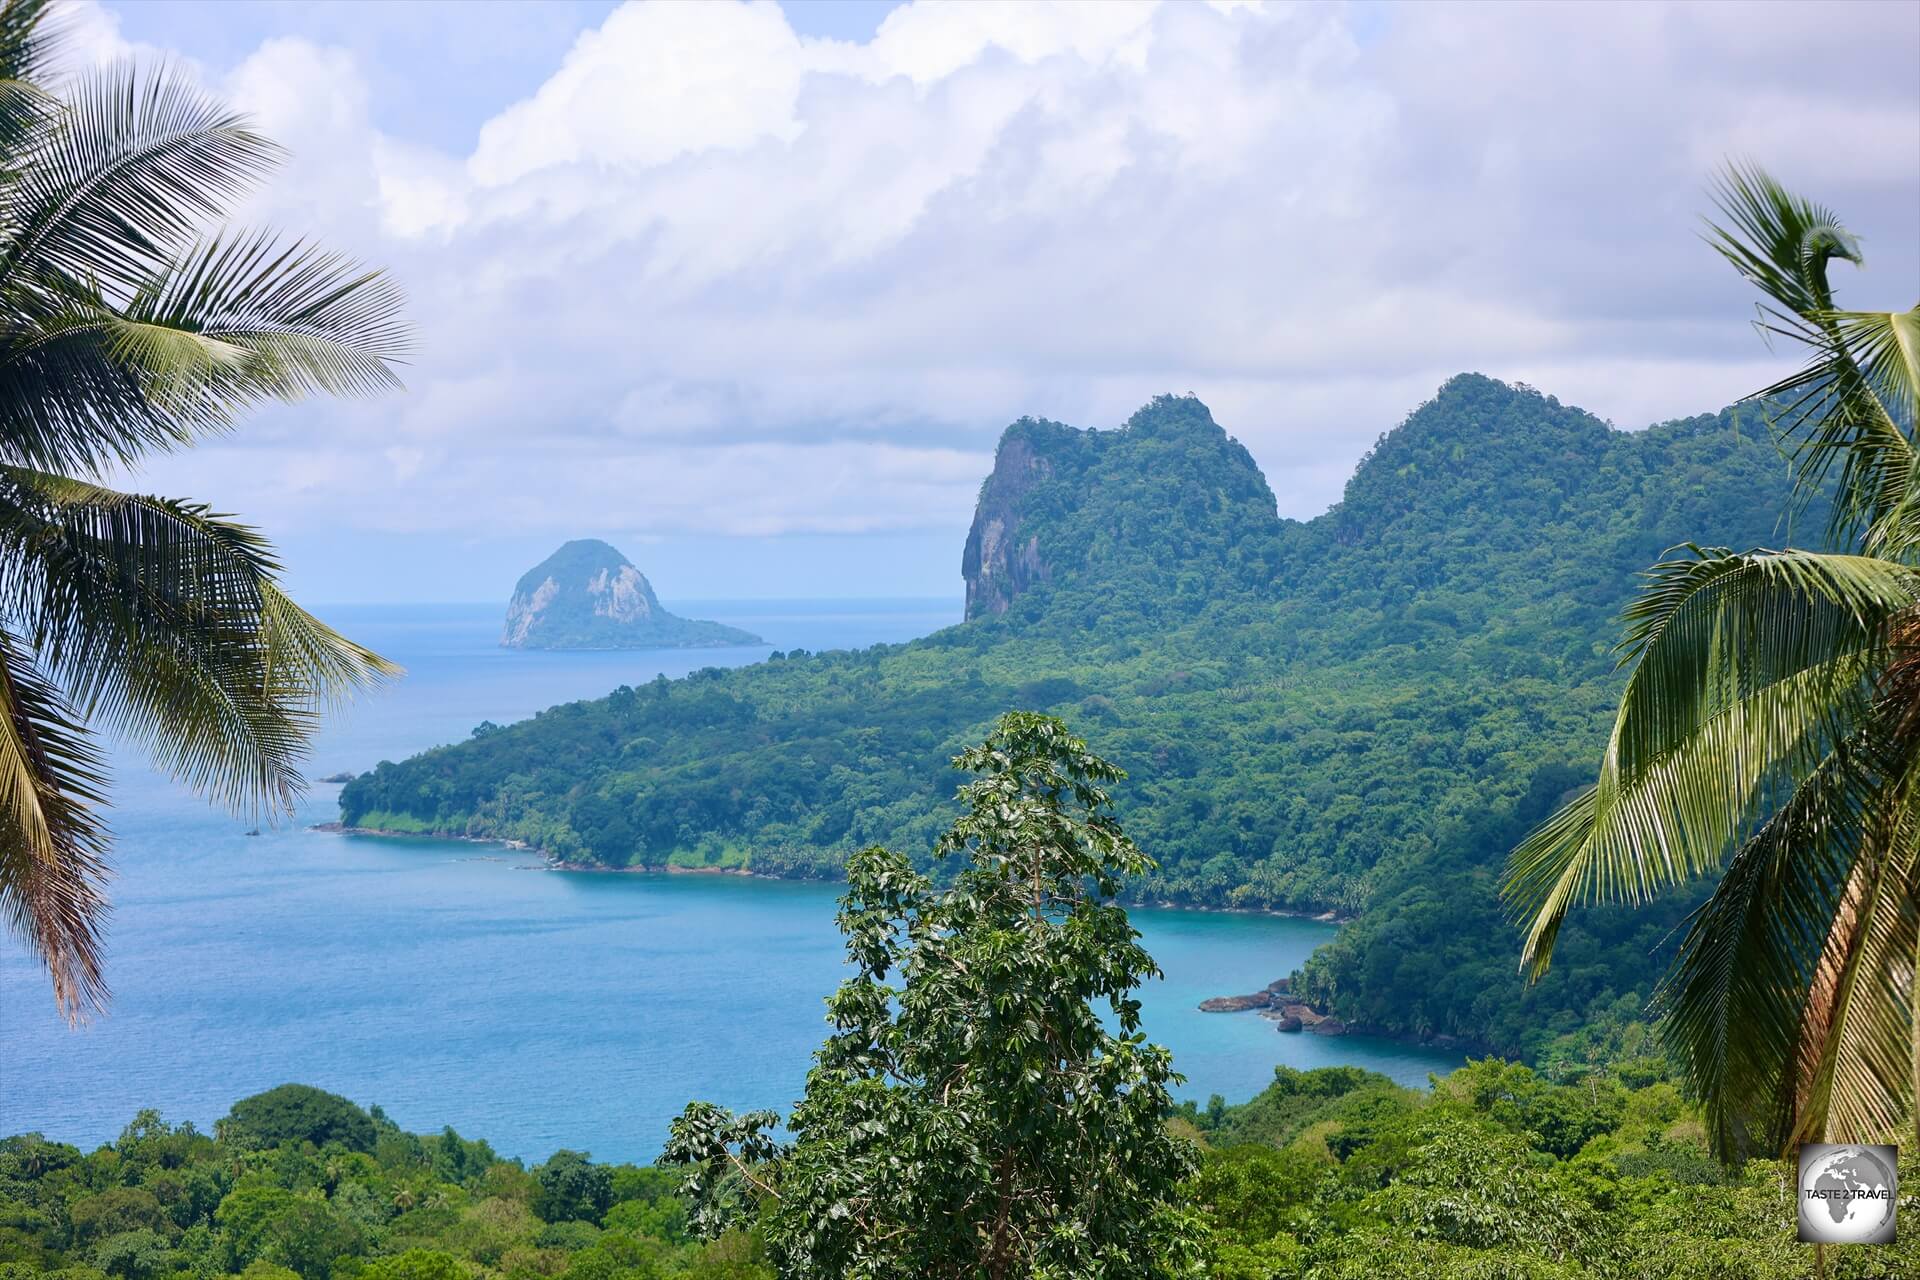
[1180, 1057, 1917, 1278]
[11, 1058, 1910, 1279]
[25, 720, 1904, 1278]
[342, 375, 1814, 1059]
[0, 1087, 768, 1280]
[1289, 763, 1709, 1061]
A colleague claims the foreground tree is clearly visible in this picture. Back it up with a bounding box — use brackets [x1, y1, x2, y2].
[0, 0, 408, 1016]
[1504, 164, 1920, 1155]
[666, 712, 1199, 1279]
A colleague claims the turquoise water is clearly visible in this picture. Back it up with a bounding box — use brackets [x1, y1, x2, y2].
[0, 602, 1461, 1163]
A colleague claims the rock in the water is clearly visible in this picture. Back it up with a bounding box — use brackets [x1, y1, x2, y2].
[502, 540, 763, 650]
[1199, 976, 1293, 1013]
[1198, 992, 1273, 1013]
[1275, 1015, 1303, 1033]
[1308, 1017, 1347, 1036]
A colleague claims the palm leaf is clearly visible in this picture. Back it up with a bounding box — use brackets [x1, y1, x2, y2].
[1704, 162, 1859, 326]
[1706, 164, 1920, 549]
[1506, 549, 1916, 972]
[0, 61, 279, 295]
[0, 0, 59, 84]
[0, 629, 108, 1020]
[0, 0, 55, 163]
[1812, 307, 1920, 558]
[1655, 737, 1881, 1155]
[1787, 819, 1917, 1147]
[0, 467, 399, 814]
[125, 230, 409, 402]
[0, 241, 408, 470]
[0, 4, 408, 1015]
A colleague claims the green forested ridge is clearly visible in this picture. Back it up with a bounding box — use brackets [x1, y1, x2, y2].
[8, 1061, 1907, 1280]
[341, 374, 1810, 1056]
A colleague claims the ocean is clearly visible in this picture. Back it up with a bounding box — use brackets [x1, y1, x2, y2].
[0, 600, 1460, 1163]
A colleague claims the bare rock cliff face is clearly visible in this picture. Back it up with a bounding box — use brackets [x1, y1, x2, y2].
[961, 433, 1056, 619]
[585, 564, 658, 624]
[502, 576, 563, 646]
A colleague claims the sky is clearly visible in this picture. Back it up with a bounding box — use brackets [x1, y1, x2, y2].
[67, 0, 1920, 604]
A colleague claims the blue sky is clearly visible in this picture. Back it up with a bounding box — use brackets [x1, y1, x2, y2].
[73, 0, 1920, 605]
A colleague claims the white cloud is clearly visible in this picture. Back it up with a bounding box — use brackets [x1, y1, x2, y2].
[470, 0, 810, 187]
[94, 0, 1920, 567]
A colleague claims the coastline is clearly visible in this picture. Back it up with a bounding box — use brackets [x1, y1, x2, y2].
[310, 823, 802, 882]
[313, 820, 1462, 1057]
[310, 822, 1350, 919]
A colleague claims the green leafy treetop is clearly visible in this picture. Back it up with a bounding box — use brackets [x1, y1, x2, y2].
[221, 1084, 376, 1153]
[665, 712, 1201, 1279]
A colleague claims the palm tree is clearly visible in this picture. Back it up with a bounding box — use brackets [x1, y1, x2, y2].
[0, 0, 408, 1018]
[1504, 164, 1920, 1157]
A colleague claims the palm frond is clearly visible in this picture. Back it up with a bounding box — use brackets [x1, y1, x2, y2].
[0, 61, 279, 294]
[0, 3, 65, 225]
[1705, 162, 1859, 324]
[1826, 308, 1920, 432]
[0, 467, 399, 814]
[0, 0, 59, 85]
[125, 231, 410, 401]
[0, 628, 108, 1020]
[1506, 548, 1917, 973]
[1706, 163, 1920, 549]
[0, 22, 409, 1017]
[1787, 818, 1917, 1147]
[0, 286, 218, 469]
[0, 238, 409, 470]
[1655, 738, 1881, 1156]
[1814, 308, 1920, 558]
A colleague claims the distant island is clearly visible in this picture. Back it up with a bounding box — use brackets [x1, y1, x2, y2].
[502, 539, 762, 650]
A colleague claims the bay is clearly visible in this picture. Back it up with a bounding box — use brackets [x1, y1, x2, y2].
[0, 600, 1461, 1163]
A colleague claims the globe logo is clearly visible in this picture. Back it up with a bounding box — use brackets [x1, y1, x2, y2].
[1798, 1143, 1898, 1244]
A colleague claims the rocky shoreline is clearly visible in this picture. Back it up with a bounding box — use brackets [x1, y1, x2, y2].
[1196, 976, 1481, 1055]
[1197, 978, 1347, 1037]
[1147, 900, 1348, 924]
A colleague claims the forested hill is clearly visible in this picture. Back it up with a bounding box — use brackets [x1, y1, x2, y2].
[341, 374, 1802, 1055]
[961, 395, 1283, 620]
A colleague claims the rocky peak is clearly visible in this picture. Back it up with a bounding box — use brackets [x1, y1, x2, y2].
[961, 419, 1088, 619]
[503, 539, 761, 650]
[960, 396, 1280, 622]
